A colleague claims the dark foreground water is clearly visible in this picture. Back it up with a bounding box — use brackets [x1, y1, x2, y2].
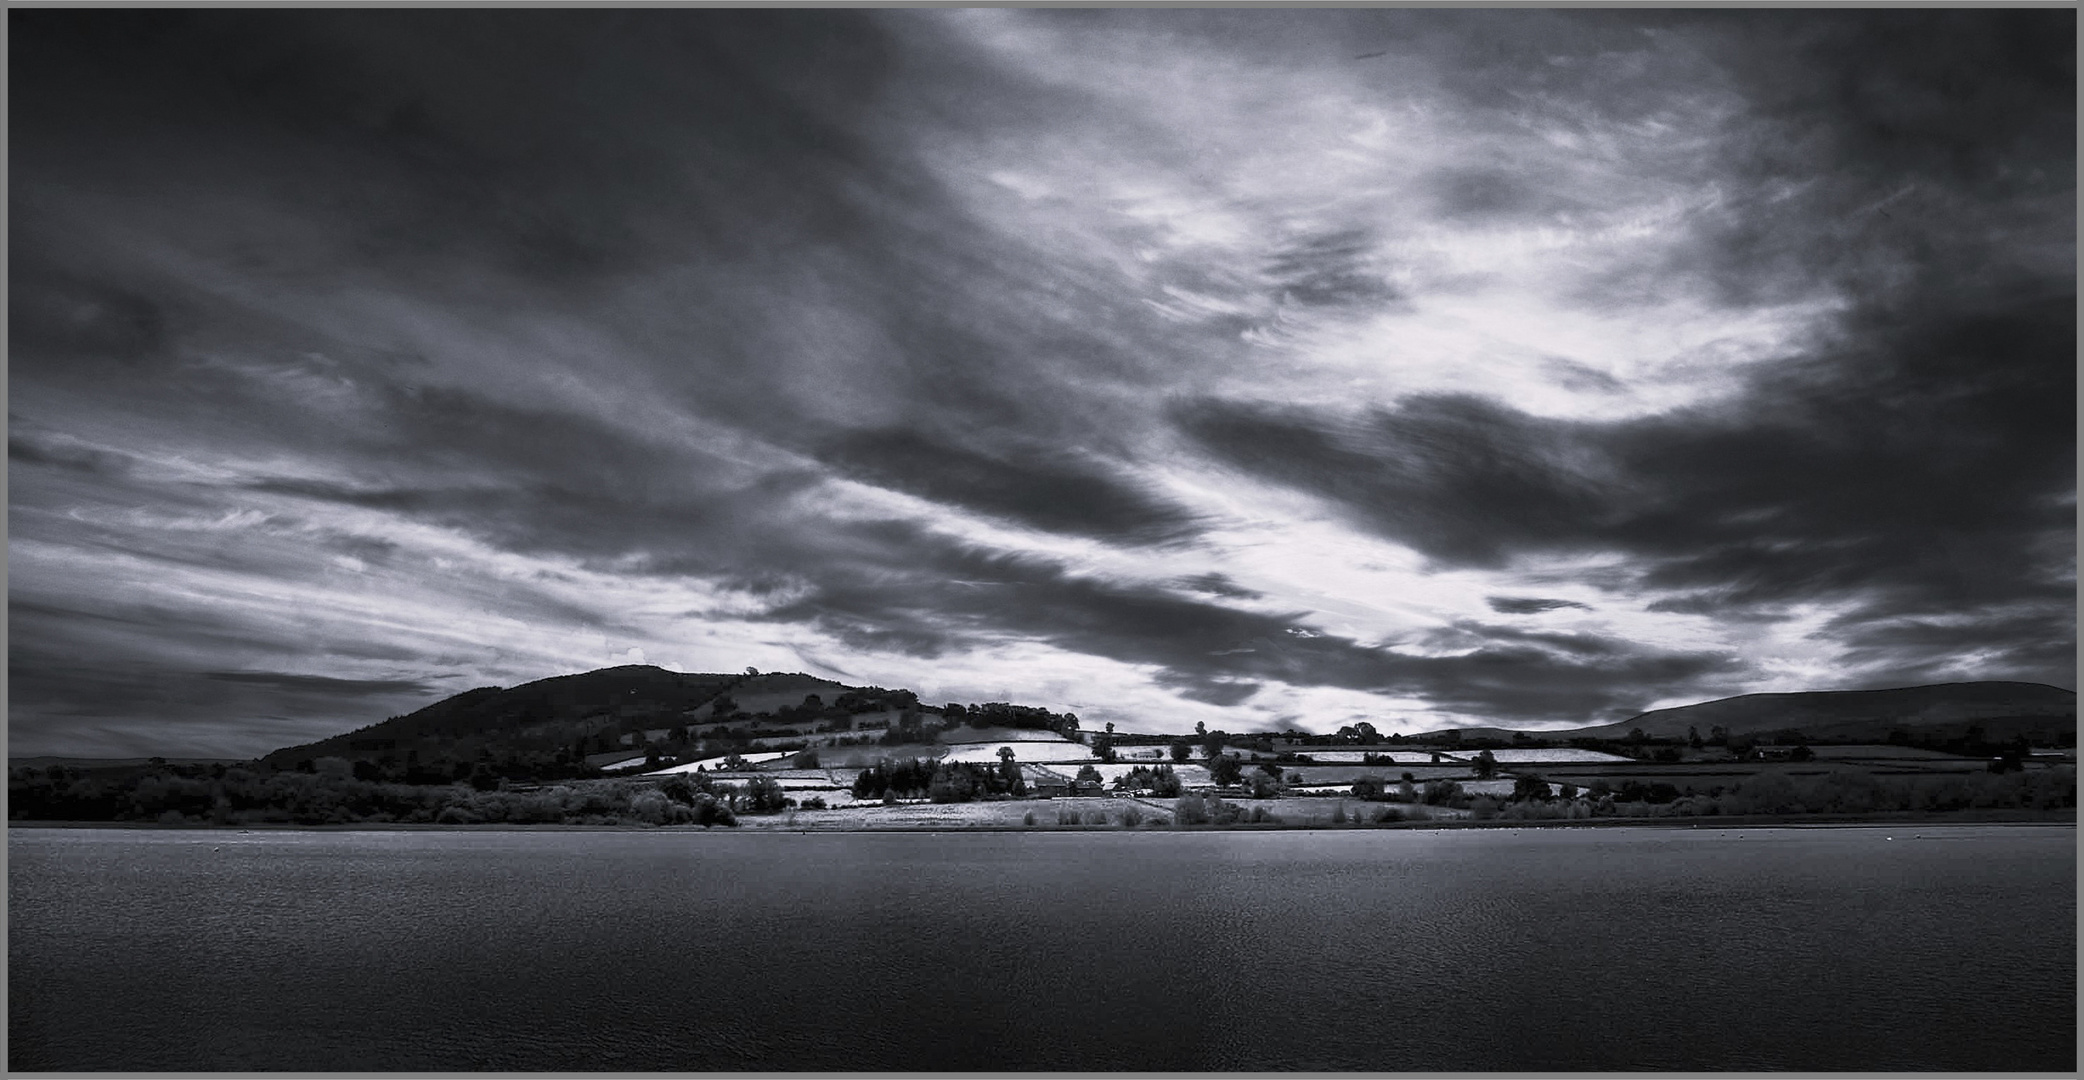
[9, 825, 2075, 1071]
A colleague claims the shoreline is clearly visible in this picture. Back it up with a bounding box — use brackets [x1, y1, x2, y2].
[10, 808, 2073, 834]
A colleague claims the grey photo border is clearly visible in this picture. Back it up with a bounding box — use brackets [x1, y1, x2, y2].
[0, 1, 2075, 1078]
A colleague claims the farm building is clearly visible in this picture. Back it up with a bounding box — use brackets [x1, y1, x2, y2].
[1023, 764, 1073, 798]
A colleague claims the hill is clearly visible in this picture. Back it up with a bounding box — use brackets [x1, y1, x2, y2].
[1572, 681, 2076, 743]
[252, 665, 1086, 782]
[258, 666, 834, 771]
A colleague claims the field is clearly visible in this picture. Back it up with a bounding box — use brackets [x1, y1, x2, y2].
[1270, 764, 1474, 784]
[1806, 745, 1990, 761]
[734, 796, 1177, 830]
[1439, 748, 1637, 764]
[1274, 750, 1441, 764]
[643, 749, 794, 775]
[1081, 761, 1213, 787]
[939, 726, 1077, 743]
[938, 740, 1092, 764]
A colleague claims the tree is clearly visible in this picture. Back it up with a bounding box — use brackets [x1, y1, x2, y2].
[1076, 763, 1102, 785]
[1105, 721, 1115, 735]
[742, 776, 788, 813]
[1352, 776, 1384, 801]
[1171, 739, 1192, 763]
[1353, 721, 1380, 745]
[1473, 750, 1499, 779]
[1195, 721, 1207, 737]
[1688, 726, 1704, 750]
[1209, 755, 1244, 787]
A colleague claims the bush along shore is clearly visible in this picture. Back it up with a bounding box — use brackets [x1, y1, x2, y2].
[7, 756, 2074, 830]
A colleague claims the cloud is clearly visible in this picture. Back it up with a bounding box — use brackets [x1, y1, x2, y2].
[1177, 573, 1264, 601]
[1487, 596, 1593, 615]
[816, 428, 1201, 544]
[201, 671, 441, 696]
[7, 9, 2070, 755]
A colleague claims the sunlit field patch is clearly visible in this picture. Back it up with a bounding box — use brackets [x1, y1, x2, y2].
[938, 740, 1092, 764]
[1442, 748, 1638, 764]
[642, 750, 794, 775]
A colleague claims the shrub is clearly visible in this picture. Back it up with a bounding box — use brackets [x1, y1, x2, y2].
[742, 776, 789, 814]
[1174, 793, 1210, 826]
[629, 791, 670, 825]
[1470, 796, 1501, 820]
[1422, 780, 1462, 806]
[1023, 810, 1037, 826]
[1121, 805, 1143, 827]
[801, 795, 828, 811]
[1330, 802, 1348, 824]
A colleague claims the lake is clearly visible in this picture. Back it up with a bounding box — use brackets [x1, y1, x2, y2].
[9, 824, 2075, 1071]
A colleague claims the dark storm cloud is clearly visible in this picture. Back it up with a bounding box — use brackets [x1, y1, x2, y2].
[1487, 596, 1592, 615]
[8, 434, 132, 476]
[817, 428, 1201, 544]
[203, 671, 440, 697]
[1180, 282, 2074, 685]
[1176, 394, 1609, 570]
[1669, 9, 2073, 309]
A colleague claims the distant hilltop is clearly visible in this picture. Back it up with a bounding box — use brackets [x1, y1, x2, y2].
[252, 665, 1083, 779]
[1569, 681, 2076, 745]
[258, 666, 866, 771]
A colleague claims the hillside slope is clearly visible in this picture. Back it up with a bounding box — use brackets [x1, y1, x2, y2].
[258, 666, 813, 769]
[1577, 681, 2076, 742]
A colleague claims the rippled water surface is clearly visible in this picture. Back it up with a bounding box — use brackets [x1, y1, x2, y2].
[10, 825, 2075, 1071]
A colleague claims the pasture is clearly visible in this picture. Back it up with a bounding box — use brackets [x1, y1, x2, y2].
[938, 740, 1092, 764]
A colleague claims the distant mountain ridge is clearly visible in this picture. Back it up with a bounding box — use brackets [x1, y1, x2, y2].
[1573, 681, 2076, 742]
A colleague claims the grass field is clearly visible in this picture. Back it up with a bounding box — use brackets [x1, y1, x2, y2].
[939, 740, 1092, 764]
[736, 796, 1176, 830]
[1275, 750, 1442, 764]
[1439, 748, 1637, 764]
[940, 726, 1077, 743]
[1083, 761, 1213, 787]
[642, 749, 795, 775]
[1269, 764, 1474, 784]
[1807, 745, 1985, 761]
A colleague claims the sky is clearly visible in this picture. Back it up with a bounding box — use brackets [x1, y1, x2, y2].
[9, 8, 2075, 758]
